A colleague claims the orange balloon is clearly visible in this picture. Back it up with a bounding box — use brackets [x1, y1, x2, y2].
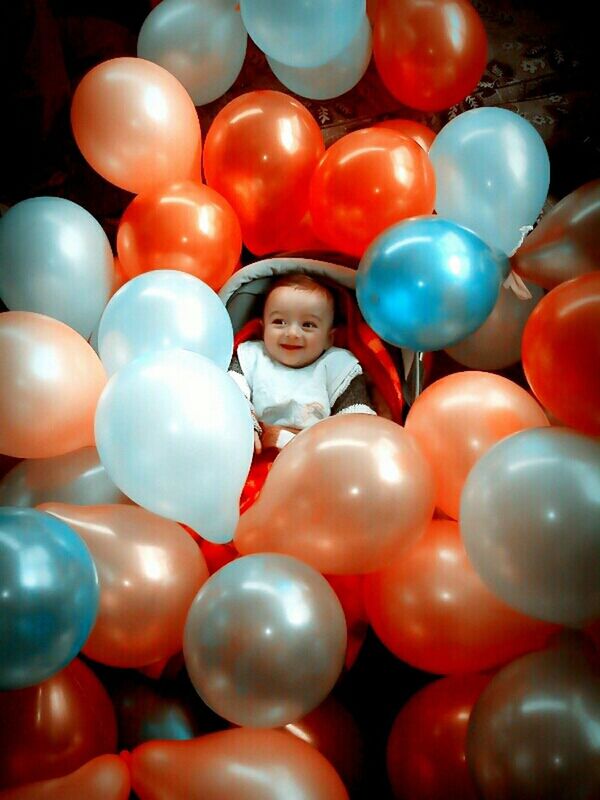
[131, 729, 349, 799]
[235, 415, 435, 575]
[272, 211, 330, 253]
[0, 659, 117, 789]
[71, 57, 202, 194]
[0, 312, 106, 459]
[116, 180, 242, 290]
[0, 755, 130, 800]
[373, 0, 487, 111]
[405, 371, 549, 520]
[326, 575, 368, 670]
[373, 118, 437, 152]
[364, 520, 558, 674]
[203, 90, 325, 255]
[309, 128, 436, 257]
[522, 272, 600, 436]
[39, 504, 209, 668]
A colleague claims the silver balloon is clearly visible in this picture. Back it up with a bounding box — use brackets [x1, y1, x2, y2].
[184, 554, 347, 727]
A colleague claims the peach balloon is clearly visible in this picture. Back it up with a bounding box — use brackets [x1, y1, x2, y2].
[71, 58, 202, 194]
[374, 118, 437, 151]
[235, 415, 435, 575]
[0, 755, 130, 800]
[0, 312, 106, 459]
[131, 729, 349, 800]
[405, 371, 549, 520]
[38, 503, 208, 668]
[116, 181, 242, 290]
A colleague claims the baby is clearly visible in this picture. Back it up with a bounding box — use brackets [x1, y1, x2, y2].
[228, 273, 376, 453]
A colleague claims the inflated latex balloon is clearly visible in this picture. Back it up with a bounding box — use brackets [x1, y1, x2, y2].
[512, 179, 600, 289]
[240, 0, 365, 69]
[365, 521, 557, 675]
[445, 280, 544, 370]
[405, 371, 549, 520]
[0, 755, 130, 800]
[203, 90, 324, 255]
[71, 57, 202, 194]
[267, 15, 372, 100]
[0, 197, 114, 338]
[373, 0, 487, 111]
[326, 574, 368, 670]
[374, 117, 436, 151]
[94, 348, 253, 543]
[309, 128, 436, 257]
[40, 503, 208, 668]
[0, 447, 129, 507]
[466, 640, 600, 800]
[0, 508, 99, 690]
[0, 312, 106, 458]
[97, 270, 234, 376]
[0, 658, 116, 789]
[522, 272, 600, 435]
[387, 674, 492, 800]
[356, 217, 509, 352]
[461, 427, 600, 626]
[235, 415, 435, 575]
[131, 728, 349, 799]
[430, 108, 550, 256]
[183, 554, 347, 727]
[137, 0, 247, 106]
[116, 181, 242, 289]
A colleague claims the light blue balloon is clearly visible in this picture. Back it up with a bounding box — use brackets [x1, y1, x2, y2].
[240, 0, 365, 69]
[356, 216, 509, 352]
[0, 197, 114, 338]
[97, 270, 234, 376]
[138, 0, 248, 106]
[0, 507, 99, 690]
[267, 15, 371, 100]
[430, 107, 550, 256]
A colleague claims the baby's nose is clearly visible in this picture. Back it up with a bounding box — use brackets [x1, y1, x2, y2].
[287, 323, 303, 338]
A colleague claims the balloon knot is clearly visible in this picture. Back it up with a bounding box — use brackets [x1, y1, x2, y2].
[503, 270, 533, 300]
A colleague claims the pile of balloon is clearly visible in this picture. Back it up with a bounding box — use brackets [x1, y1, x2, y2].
[1, 0, 599, 798]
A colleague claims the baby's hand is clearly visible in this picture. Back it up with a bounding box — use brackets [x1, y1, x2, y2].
[260, 424, 299, 450]
[254, 430, 262, 455]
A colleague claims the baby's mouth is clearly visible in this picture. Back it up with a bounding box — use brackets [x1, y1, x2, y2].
[281, 344, 303, 351]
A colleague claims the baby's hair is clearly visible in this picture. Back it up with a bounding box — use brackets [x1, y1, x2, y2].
[265, 272, 339, 323]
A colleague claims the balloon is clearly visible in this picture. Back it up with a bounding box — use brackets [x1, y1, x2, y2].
[374, 118, 436, 151]
[240, 0, 365, 69]
[0, 447, 129, 507]
[461, 427, 600, 626]
[466, 639, 600, 800]
[0, 312, 106, 459]
[522, 272, 600, 435]
[203, 90, 325, 255]
[235, 415, 435, 575]
[116, 181, 242, 289]
[267, 15, 372, 100]
[40, 503, 208, 668]
[94, 348, 253, 543]
[71, 57, 202, 194]
[365, 520, 557, 675]
[512, 179, 600, 289]
[430, 107, 550, 256]
[356, 217, 509, 352]
[387, 674, 492, 800]
[137, 0, 247, 106]
[0, 658, 116, 788]
[326, 574, 369, 669]
[0, 508, 99, 690]
[97, 270, 234, 376]
[309, 128, 436, 257]
[0, 755, 130, 800]
[373, 0, 487, 111]
[0, 197, 114, 339]
[445, 280, 545, 370]
[131, 728, 349, 799]
[405, 371, 549, 520]
[183, 554, 347, 727]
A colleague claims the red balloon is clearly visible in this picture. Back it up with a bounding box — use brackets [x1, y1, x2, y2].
[373, 118, 437, 152]
[373, 0, 487, 111]
[0, 755, 130, 800]
[387, 674, 491, 800]
[326, 575, 368, 670]
[522, 272, 600, 436]
[309, 128, 436, 257]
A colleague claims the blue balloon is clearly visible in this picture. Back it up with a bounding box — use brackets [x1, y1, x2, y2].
[356, 216, 509, 352]
[0, 507, 99, 690]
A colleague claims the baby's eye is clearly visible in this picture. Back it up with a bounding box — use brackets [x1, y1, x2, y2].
[272, 318, 285, 326]
[302, 321, 317, 329]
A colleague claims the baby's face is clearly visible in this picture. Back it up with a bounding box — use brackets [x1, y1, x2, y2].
[263, 285, 334, 368]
